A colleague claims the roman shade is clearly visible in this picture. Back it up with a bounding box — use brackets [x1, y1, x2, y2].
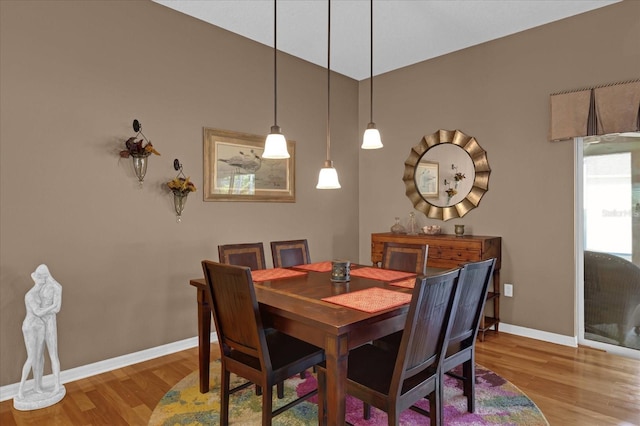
[549, 80, 640, 141]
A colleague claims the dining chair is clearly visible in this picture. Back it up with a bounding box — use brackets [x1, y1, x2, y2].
[218, 242, 266, 270]
[371, 258, 496, 415]
[201, 261, 325, 426]
[317, 268, 462, 426]
[381, 242, 429, 275]
[270, 239, 311, 268]
[440, 258, 496, 413]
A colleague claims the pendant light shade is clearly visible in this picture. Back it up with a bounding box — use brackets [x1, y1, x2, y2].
[263, 0, 290, 159]
[263, 125, 288, 158]
[317, 160, 341, 189]
[361, 0, 383, 150]
[362, 123, 383, 149]
[316, 0, 341, 189]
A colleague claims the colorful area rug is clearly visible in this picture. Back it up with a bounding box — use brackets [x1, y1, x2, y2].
[149, 360, 549, 425]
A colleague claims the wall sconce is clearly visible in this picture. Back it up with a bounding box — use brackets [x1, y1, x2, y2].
[166, 159, 196, 222]
[119, 119, 160, 188]
[443, 163, 466, 205]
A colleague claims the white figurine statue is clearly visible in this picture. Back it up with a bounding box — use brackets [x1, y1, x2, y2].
[13, 264, 66, 411]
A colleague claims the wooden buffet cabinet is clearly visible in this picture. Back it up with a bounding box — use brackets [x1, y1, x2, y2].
[371, 232, 502, 340]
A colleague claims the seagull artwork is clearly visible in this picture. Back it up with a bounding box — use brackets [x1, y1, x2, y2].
[218, 149, 262, 173]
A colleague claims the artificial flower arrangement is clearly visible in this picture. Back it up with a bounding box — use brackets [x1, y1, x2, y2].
[119, 137, 161, 158]
[444, 164, 466, 202]
[167, 176, 197, 195]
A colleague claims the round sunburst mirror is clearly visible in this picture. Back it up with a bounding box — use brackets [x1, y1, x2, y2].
[403, 129, 491, 221]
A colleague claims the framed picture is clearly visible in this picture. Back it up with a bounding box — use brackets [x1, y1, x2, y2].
[203, 128, 295, 202]
[415, 161, 439, 198]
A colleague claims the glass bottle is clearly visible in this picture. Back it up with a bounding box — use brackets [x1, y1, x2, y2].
[390, 217, 405, 234]
[407, 212, 419, 235]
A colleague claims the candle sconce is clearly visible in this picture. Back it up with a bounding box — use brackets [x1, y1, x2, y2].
[166, 159, 196, 222]
[119, 119, 160, 188]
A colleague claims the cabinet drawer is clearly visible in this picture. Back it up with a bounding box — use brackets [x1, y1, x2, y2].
[432, 247, 481, 262]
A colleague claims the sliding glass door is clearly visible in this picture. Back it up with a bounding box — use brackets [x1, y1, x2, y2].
[577, 134, 640, 358]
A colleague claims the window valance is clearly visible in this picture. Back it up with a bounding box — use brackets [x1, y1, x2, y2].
[549, 79, 640, 141]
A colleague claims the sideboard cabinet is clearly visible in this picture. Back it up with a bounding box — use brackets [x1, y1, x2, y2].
[371, 232, 502, 340]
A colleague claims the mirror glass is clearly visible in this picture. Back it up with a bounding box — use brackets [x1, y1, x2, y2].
[404, 129, 491, 221]
[417, 144, 475, 207]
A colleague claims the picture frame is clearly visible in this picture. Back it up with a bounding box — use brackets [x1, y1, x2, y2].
[203, 128, 295, 202]
[415, 161, 439, 198]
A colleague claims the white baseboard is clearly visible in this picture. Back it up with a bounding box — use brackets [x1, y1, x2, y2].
[498, 322, 578, 347]
[0, 333, 218, 402]
[2, 326, 578, 403]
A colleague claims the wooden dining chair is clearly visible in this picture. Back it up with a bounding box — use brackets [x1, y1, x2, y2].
[440, 258, 496, 413]
[270, 239, 311, 268]
[381, 242, 429, 275]
[218, 242, 266, 270]
[201, 261, 325, 426]
[317, 268, 462, 426]
[371, 258, 496, 415]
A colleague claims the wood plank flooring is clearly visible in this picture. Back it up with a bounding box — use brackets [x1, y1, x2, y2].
[1, 332, 638, 425]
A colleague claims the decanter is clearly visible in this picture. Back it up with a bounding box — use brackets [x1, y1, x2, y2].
[407, 212, 419, 235]
[390, 217, 405, 234]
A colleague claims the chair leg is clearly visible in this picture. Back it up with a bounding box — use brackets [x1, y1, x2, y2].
[262, 382, 273, 426]
[387, 407, 400, 426]
[221, 369, 231, 426]
[363, 402, 371, 420]
[437, 369, 444, 424]
[277, 381, 284, 399]
[429, 382, 441, 426]
[463, 359, 475, 412]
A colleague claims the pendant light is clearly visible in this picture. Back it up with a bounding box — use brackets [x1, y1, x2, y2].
[263, 0, 290, 159]
[316, 0, 341, 189]
[361, 0, 383, 149]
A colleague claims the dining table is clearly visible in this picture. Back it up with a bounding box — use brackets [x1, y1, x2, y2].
[188, 262, 447, 426]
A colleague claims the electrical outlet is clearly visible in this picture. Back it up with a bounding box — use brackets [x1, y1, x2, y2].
[504, 283, 513, 297]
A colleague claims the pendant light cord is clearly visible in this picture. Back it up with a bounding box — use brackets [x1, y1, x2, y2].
[326, 0, 331, 162]
[369, 0, 374, 123]
[273, 0, 278, 127]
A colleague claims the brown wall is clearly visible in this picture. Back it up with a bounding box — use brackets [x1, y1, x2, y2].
[0, 0, 360, 385]
[1, 0, 638, 387]
[358, 1, 640, 336]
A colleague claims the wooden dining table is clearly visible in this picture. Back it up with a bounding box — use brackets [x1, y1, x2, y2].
[188, 263, 446, 425]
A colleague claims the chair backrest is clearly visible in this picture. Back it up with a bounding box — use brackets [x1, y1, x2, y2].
[391, 268, 461, 397]
[381, 242, 428, 275]
[584, 250, 640, 337]
[218, 242, 266, 270]
[201, 260, 271, 369]
[447, 258, 496, 350]
[270, 239, 310, 268]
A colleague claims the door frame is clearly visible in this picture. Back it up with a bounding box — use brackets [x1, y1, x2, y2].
[574, 137, 639, 359]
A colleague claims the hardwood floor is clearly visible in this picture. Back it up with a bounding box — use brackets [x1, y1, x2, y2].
[1, 332, 638, 425]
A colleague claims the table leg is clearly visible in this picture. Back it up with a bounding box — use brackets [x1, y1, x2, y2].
[320, 334, 349, 426]
[197, 288, 212, 393]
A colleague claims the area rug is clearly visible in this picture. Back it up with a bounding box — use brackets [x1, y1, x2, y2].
[149, 360, 549, 425]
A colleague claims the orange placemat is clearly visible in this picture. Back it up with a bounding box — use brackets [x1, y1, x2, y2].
[350, 267, 416, 282]
[291, 261, 333, 272]
[322, 287, 412, 313]
[390, 277, 417, 289]
[251, 268, 307, 282]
